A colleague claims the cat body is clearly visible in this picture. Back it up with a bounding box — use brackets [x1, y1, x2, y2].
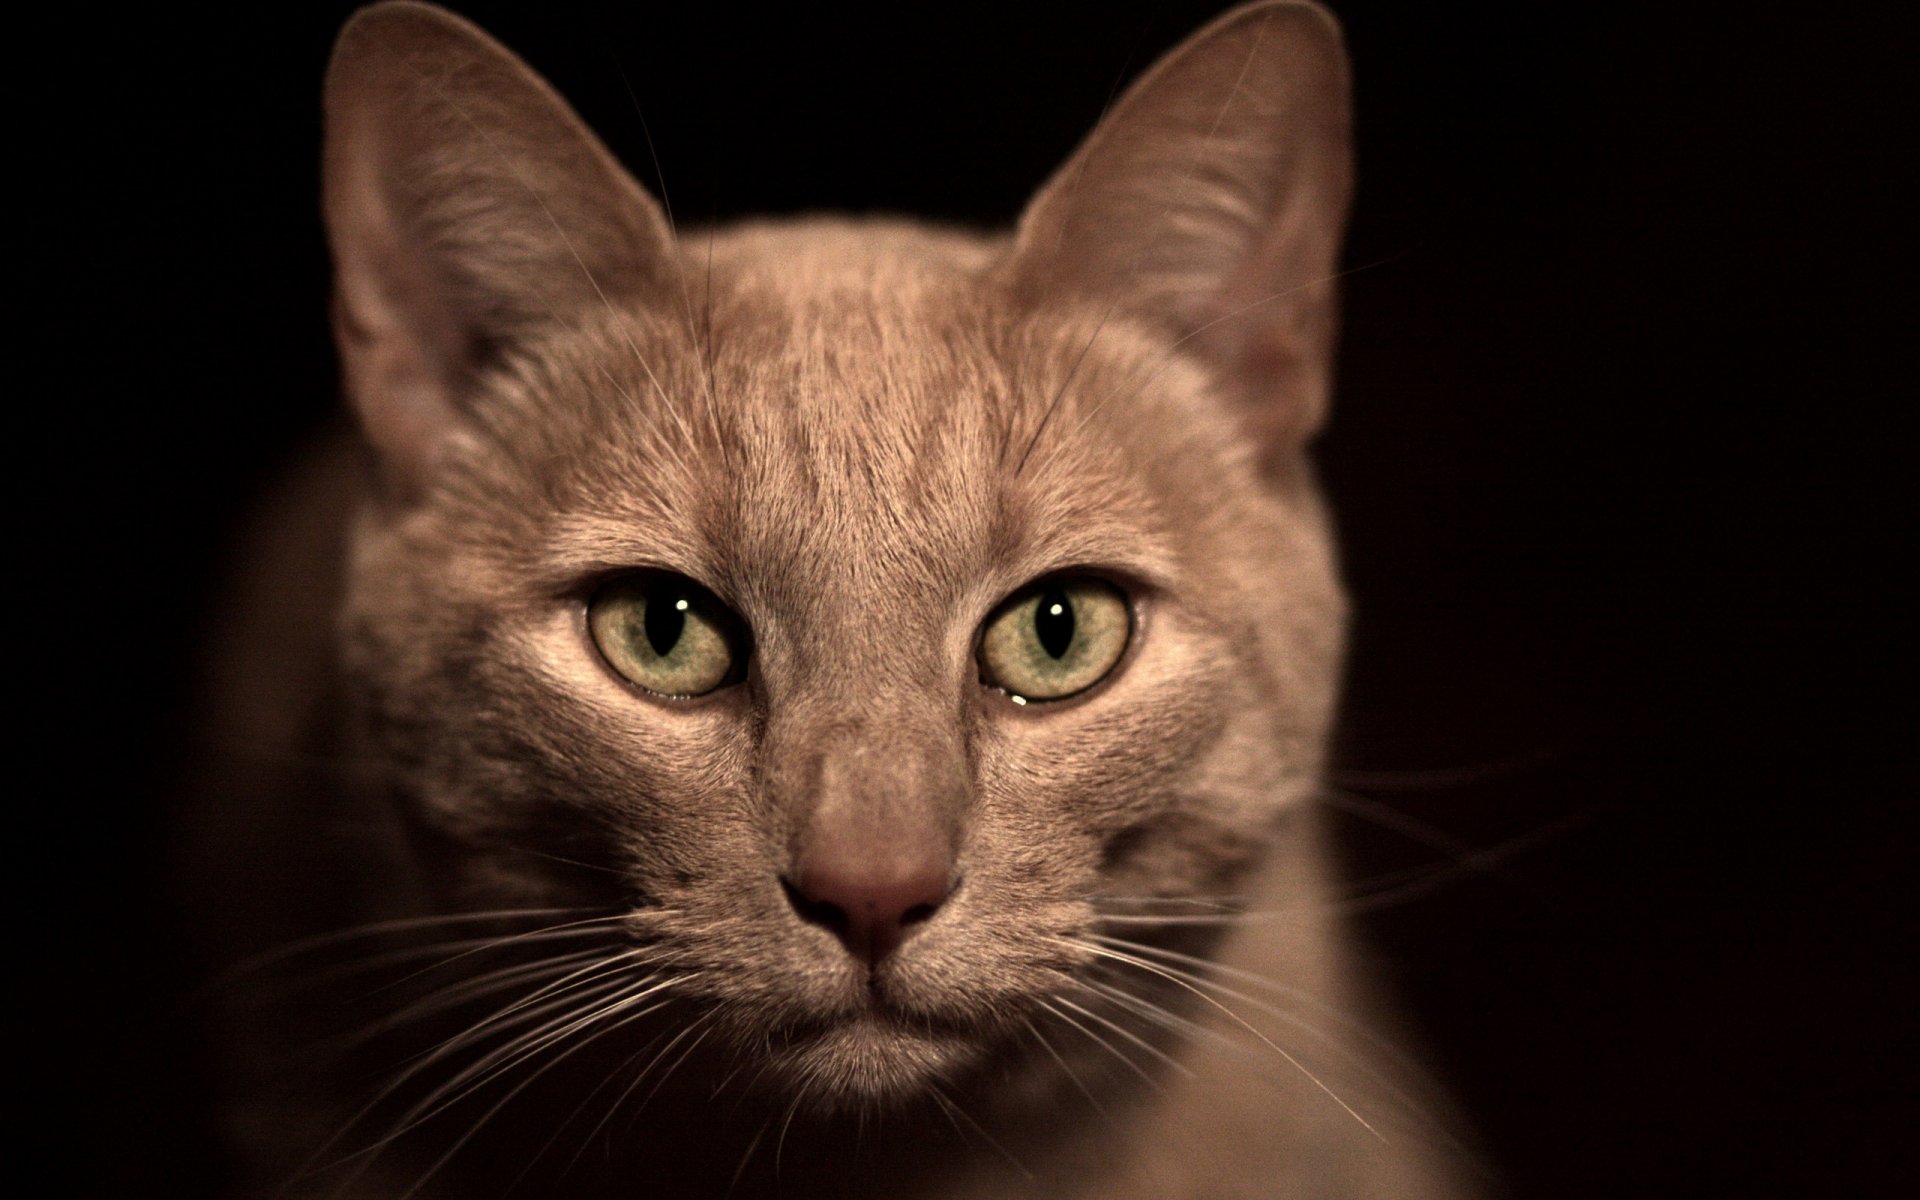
[185, 3, 1480, 1196]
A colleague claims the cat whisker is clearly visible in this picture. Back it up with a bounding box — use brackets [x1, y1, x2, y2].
[270, 924, 622, 1004]
[1091, 894, 1248, 910]
[582, 1008, 718, 1169]
[398, 981, 642, 1126]
[300, 971, 635, 1186]
[1052, 994, 1192, 1082]
[599, 998, 721, 1144]
[1318, 784, 1497, 860]
[928, 1083, 1035, 1181]
[302, 948, 665, 1180]
[514, 1002, 712, 1191]
[351, 912, 634, 998]
[1095, 864, 1510, 925]
[1075, 972, 1282, 1089]
[1326, 814, 1590, 917]
[1013, 302, 1121, 477]
[1092, 913, 1254, 927]
[1051, 935, 1382, 1141]
[394, 985, 685, 1200]
[1327, 745, 1564, 792]
[1021, 1014, 1115, 1126]
[475, 840, 638, 880]
[405, 949, 662, 1070]
[325, 967, 691, 1193]
[209, 905, 600, 987]
[1078, 973, 1211, 1042]
[1093, 896, 1253, 926]
[1036, 996, 1163, 1095]
[724, 1111, 776, 1200]
[313, 946, 612, 1060]
[1099, 805, 1584, 928]
[1082, 956, 1430, 1123]
[1076, 965, 1456, 1153]
[1087, 934, 1412, 1067]
[771, 1090, 808, 1183]
[615, 66, 730, 460]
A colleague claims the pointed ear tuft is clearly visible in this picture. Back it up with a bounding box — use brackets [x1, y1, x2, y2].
[1008, 0, 1353, 463]
[323, 1, 674, 498]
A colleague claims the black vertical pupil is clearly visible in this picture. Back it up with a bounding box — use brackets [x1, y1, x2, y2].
[1034, 589, 1076, 659]
[644, 587, 687, 656]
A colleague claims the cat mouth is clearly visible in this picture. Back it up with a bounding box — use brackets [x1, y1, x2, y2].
[793, 986, 990, 1046]
[763, 1009, 984, 1106]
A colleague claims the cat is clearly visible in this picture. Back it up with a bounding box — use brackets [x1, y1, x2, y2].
[181, 1, 1483, 1196]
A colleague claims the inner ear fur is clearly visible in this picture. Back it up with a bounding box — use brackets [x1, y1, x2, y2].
[1007, 0, 1353, 462]
[322, 0, 675, 497]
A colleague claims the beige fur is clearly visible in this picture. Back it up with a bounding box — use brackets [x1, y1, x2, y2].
[186, 2, 1483, 1195]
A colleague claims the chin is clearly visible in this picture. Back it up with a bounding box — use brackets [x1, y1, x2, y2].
[763, 1012, 983, 1112]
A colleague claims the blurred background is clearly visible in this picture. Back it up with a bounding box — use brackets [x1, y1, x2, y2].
[26, 1, 1904, 1194]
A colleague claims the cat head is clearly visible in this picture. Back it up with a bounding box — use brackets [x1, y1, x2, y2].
[323, 0, 1351, 1106]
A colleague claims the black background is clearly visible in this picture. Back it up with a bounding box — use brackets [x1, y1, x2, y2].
[28, 2, 1906, 1195]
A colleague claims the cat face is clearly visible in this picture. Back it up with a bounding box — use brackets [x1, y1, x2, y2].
[326, 1, 1350, 1107]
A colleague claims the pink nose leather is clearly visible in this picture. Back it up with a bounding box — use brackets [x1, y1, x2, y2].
[784, 849, 953, 967]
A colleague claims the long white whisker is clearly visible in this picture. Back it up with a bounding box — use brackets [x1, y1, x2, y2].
[1088, 933, 1418, 1073]
[316, 947, 610, 1058]
[929, 1084, 1034, 1181]
[359, 914, 632, 999]
[1022, 1016, 1113, 1126]
[1053, 995, 1192, 1080]
[513, 1000, 708, 1191]
[1052, 936, 1381, 1140]
[335, 969, 688, 1189]
[1080, 974, 1215, 1045]
[1088, 933, 1469, 1148]
[616, 68, 727, 456]
[1013, 303, 1120, 476]
[1037, 998, 1161, 1093]
[724, 1112, 775, 1200]
[395, 956, 664, 1106]
[571, 1010, 717, 1177]
[1092, 894, 1247, 911]
[209, 906, 596, 986]
[298, 926, 614, 998]
[395, 988, 680, 1200]
[303, 953, 657, 1183]
[771, 1091, 806, 1182]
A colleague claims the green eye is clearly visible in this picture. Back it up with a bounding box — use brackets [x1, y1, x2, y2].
[587, 573, 747, 698]
[978, 577, 1131, 702]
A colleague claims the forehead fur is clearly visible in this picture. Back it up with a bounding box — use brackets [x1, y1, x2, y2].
[427, 218, 1279, 620]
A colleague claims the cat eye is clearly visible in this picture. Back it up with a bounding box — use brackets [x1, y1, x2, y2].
[978, 576, 1131, 702]
[587, 572, 748, 698]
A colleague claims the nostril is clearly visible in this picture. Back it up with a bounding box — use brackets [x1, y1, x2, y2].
[780, 867, 955, 967]
[780, 876, 850, 937]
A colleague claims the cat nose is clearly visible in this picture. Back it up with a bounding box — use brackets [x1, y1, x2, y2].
[777, 716, 966, 968]
[782, 854, 954, 968]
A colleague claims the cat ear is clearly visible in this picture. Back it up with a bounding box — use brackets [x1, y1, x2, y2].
[322, 1, 675, 498]
[1008, 0, 1352, 462]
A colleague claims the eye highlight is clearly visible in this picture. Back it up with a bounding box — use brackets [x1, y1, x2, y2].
[587, 572, 747, 698]
[978, 576, 1131, 702]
